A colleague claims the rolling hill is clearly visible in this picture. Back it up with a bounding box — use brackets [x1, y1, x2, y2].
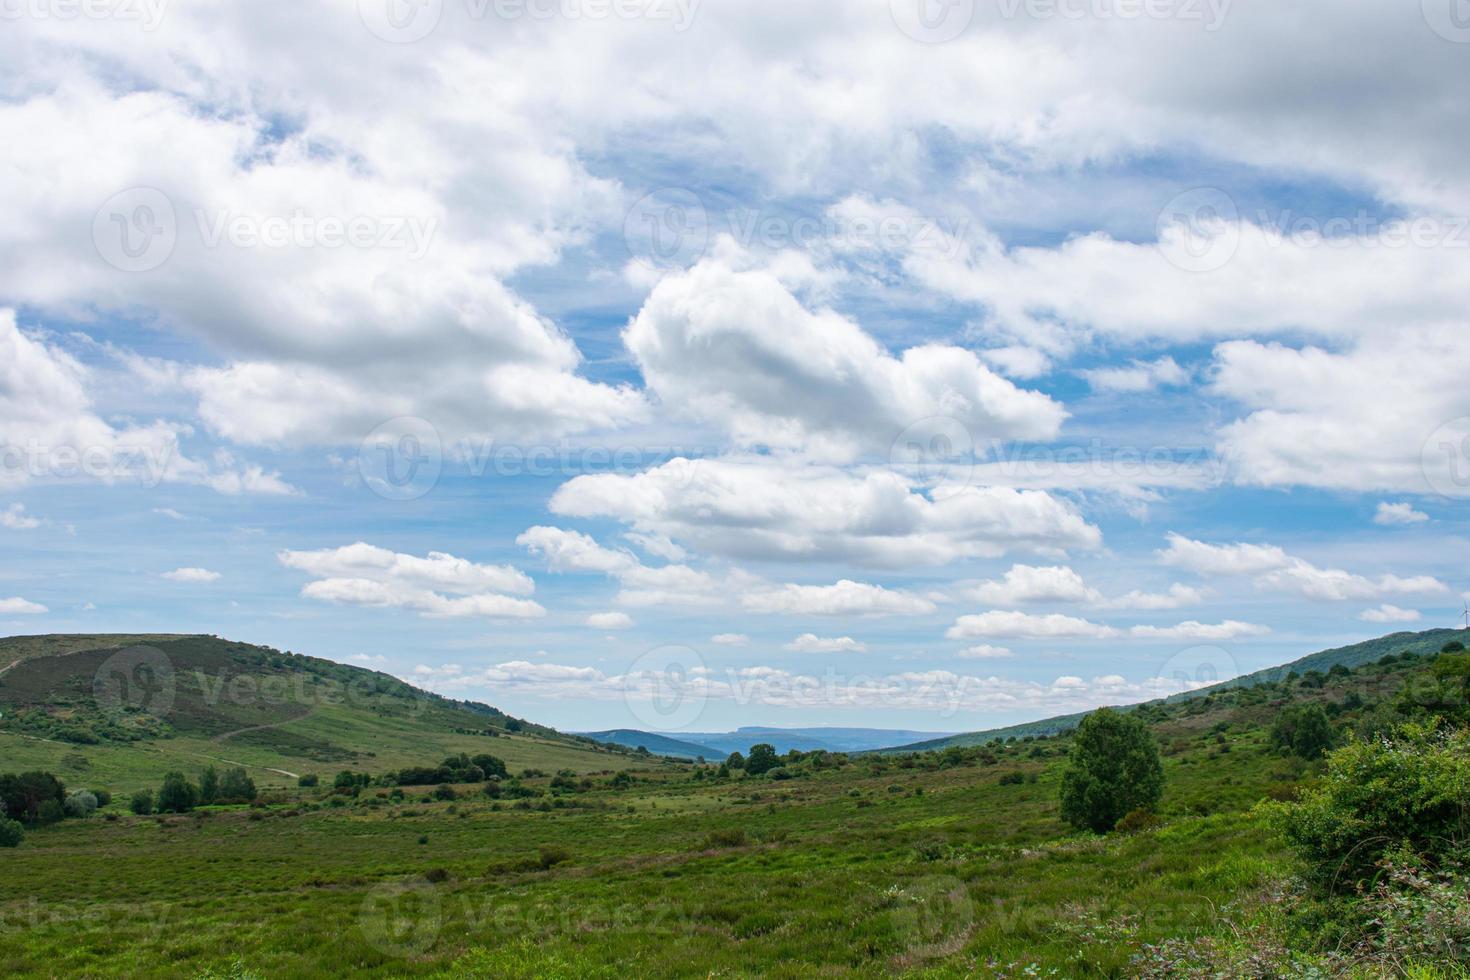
[0, 633, 638, 792]
[581, 726, 959, 759]
[886, 627, 1469, 753]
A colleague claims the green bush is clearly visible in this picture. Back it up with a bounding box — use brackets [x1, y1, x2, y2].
[1270, 703, 1336, 760]
[297, 774, 319, 788]
[157, 772, 198, 813]
[63, 790, 98, 818]
[130, 790, 154, 815]
[0, 817, 23, 847]
[1059, 708, 1164, 833]
[218, 768, 257, 803]
[537, 845, 571, 869]
[703, 828, 746, 848]
[1115, 808, 1161, 834]
[745, 744, 779, 776]
[1278, 724, 1470, 893]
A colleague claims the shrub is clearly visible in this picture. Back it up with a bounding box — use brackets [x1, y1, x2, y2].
[433, 784, 457, 801]
[63, 790, 98, 818]
[297, 774, 319, 788]
[36, 799, 64, 825]
[157, 772, 198, 813]
[93, 789, 112, 808]
[199, 765, 220, 804]
[471, 754, 507, 779]
[424, 868, 451, 883]
[0, 771, 66, 824]
[1059, 708, 1164, 833]
[130, 790, 154, 815]
[703, 828, 746, 848]
[1278, 724, 1470, 893]
[218, 768, 257, 803]
[1270, 703, 1337, 760]
[0, 817, 23, 847]
[998, 771, 1026, 785]
[1115, 808, 1161, 834]
[537, 845, 571, 869]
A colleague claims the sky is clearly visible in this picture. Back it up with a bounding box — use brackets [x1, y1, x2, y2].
[2, 0, 1470, 735]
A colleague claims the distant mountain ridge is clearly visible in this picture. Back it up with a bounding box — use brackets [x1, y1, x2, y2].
[580, 726, 957, 759]
[883, 627, 1468, 754]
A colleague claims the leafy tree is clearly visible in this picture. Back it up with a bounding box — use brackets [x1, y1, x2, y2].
[745, 743, 780, 776]
[63, 790, 98, 818]
[218, 767, 257, 803]
[36, 799, 64, 825]
[129, 790, 154, 815]
[297, 774, 319, 788]
[0, 816, 22, 847]
[1271, 703, 1336, 760]
[157, 771, 198, 813]
[471, 754, 507, 779]
[725, 751, 745, 770]
[0, 771, 65, 824]
[199, 765, 220, 804]
[1058, 709, 1164, 833]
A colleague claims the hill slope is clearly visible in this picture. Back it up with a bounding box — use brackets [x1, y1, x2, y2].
[580, 729, 728, 760]
[888, 627, 1468, 753]
[0, 634, 632, 791]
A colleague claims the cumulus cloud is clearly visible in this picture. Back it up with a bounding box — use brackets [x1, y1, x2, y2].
[625, 255, 1064, 459]
[1157, 533, 1447, 601]
[947, 611, 1118, 641]
[549, 457, 1101, 568]
[957, 644, 1013, 660]
[0, 597, 47, 614]
[783, 634, 867, 653]
[1127, 620, 1270, 641]
[1359, 604, 1421, 624]
[742, 580, 936, 617]
[586, 611, 634, 630]
[965, 565, 1101, 605]
[279, 543, 543, 620]
[1374, 502, 1429, 526]
[162, 567, 221, 583]
[1080, 357, 1189, 394]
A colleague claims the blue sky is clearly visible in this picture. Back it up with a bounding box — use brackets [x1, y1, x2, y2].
[3, 1, 1469, 734]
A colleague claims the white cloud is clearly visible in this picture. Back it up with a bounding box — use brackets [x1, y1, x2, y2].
[0, 503, 40, 530]
[1374, 502, 1429, 526]
[1359, 604, 1422, 624]
[965, 565, 1101, 605]
[1081, 357, 1189, 394]
[1157, 532, 1447, 601]
[625, 254, 1065, 459]
[550, 456, 1101, 569]
[162, 567, 221, 583]
[957, 644, 1013, 660]
[711, 633, 750, 646]
[742, 580, 937, 617]
[279, 543, 543, 620]
[1099, 584, 1205, 610]
[1127, 620, 1270, 641]
[152, 508, 188, 521]
[0, 597, 46, 614]
[783, 634, 867, 653]
[586, 611, 634, 630]
[946, 611, 1119, 640]
[517, 526, 638, 575]
[0, 311, 293, 495]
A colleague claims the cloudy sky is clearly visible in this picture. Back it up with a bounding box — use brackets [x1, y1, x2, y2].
[3, 0, 1469, 733]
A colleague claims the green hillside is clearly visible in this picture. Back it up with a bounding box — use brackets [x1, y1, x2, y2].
[3, 632, 1466, 977]
[0, 634, 634, 793]
[889, 627, 1470, 753]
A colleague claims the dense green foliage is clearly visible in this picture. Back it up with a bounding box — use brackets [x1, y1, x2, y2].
[1269, 702, 1336, 760]
[1059, 708, 1164, 832]
[0, 816, 22, 847]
